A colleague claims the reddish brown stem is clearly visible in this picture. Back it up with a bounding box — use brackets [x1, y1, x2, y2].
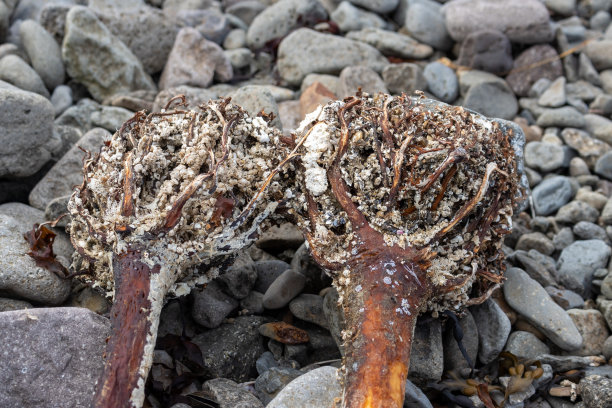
[93, 249, 159, 408]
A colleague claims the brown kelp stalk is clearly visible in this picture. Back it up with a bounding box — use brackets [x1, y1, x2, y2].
[68, 97, 286, 408]
[284, 93, 523, 408]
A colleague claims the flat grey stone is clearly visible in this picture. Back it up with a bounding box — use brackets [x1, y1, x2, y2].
[62, 6, 156, 102]
[536, 106, 586, 128]
[443, 311, 479, 371]
[463, 81, 518, 120]
[409, 318, 443, 382]
[348, 0, 399, 13]
[538, 77, 566, 107]
[423, 61, 458, 103]
[0, 55, 49, 97]
[289, 293, 328, 329]
[585, 113, 612, 145]
[338, 65, 387, 99]
[504, 331, 550, 360]
[561, 127, 610, 166]
[585, 39, 612, 70]
[255, 366, 303, 405]
[0, 298, 33, 312]
[277, 28, 388, 86]
[29, 128, 110, 210]
[50, 84, 72, 117]
[595, 151, 612, 180]
[545, 286, 584, 310]
[262, 269, 306, 309]
[202, 378, 264, 408]
[331, 1, 387, 33]
[0, 88, 53, 178]
[19, 19, 64, 90]
[254, 260, 291, 293]
[0, 214, 71, 305]
[557, 240, 611, 297]
[555, 200, 599, 224]
[346, 27, 433, 60]
[507, 45, 563, 97]
[382, 62, 427, 94]
[191, 281, 239, 329]
[217, 251, 257, 300]
[531, 175, 573, 215]
[266, 366, 341, 408]
[0, 307, 109, 408]
[525, 141, 567, 173]
[470, 298, 511, 364]
[503, 267, 583, 351]
[457, 29, 513, 74]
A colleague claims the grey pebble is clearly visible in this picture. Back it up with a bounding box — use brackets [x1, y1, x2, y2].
[229, 85, 282, 129]
[345, 27, 433, 60]
[595, 151, 612, 180]
[402, 0, 452, 50]
[573, 221, 608, 241]
[404, 379, 433, 408]
[555, 200, 599, 224]
[515, 251, 557, 287]
[331, 1, 387, 33]
[289, 293, 329, 329]
[90, 106, 134, 132]
[536, 106, 586, 128]
[470, 298, 511, 364]
[0, 298, 33, 312]
[255, 366, 303, 406]
[538, 354, 601, 372]
[338, 65, 387, 99]
[410, 319, 443, 382]
[423, 61, 458, 103]
[457, 29, 513, 74]
[266, 366, 340, 408]
[505, 331, 550, 361]
[516, 232, 555, 255]
[504, 267, 583, 351]
[538, 77, 566, 107]
[322, 287, 346, 354]
[254, 260, 290, 293]
[240, 291, 264, 315]
[585, 114, 612, 145]
[557, 239, 611, 298]
[262, 269, 306, 309]
[531, 175, 574, 215]
[382, 62, 427, 94]
[545, 286, 585, 310]
[50, 85, 72, 117]
[256, 350, 278, 375]
[525, 141, 567, 172]
[217, 252, 257, 300]
[0, 55, 49, 97]
[202, 378, 264, 408]
[191, 281, 239, 329]
[19, 19, 64, 90]
[579, 375, 612, 408]
[463, 81, 518, 120]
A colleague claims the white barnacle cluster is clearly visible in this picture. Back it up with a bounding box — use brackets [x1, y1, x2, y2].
[286, 93, 519, 312]
[68, 99, 286, 297]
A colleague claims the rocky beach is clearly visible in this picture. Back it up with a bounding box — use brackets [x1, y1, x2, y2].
[1, 0, 612, 407]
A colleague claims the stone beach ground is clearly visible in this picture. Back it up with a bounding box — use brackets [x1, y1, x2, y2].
[1, 0, 612, 407]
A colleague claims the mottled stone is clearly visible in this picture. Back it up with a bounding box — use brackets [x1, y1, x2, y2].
[507, 45, 563, 97]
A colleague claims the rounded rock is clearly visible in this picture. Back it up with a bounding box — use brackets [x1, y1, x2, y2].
[423, 61, 458, 103]
[531, 176, 574, 215]
[262, 269, 306, 309]
[525, 141, 567, 172]
[504, 331, 550, 360]
[266, 366, 341, 408]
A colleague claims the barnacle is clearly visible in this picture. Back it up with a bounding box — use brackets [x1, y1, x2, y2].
[68, 96, 285, 408]
[283, 92, 525, 408]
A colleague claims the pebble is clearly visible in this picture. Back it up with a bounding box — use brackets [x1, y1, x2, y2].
[262, 269, 306, 309]
[525, 141, 567, 172]
[584, 39, 612, 70]
[345, 27, 433, 60]
[192, 315, 268, 382]
[555, 200, 599, 224]
[504, 267, 583, 351]
[240, 291, 264, 315]
[531, 175, 574, 215]
[331, 1, 387, 33]
[456, 29, 513, 74]
[217, 252, 257, 300]
[596, 151, 612, 181]
[29, 128, 110, 210]
[159, 26, 232, 90]
[0, 308, 109, 408]
[578, 52, 602, 86]
[573, 221, 608, 241]
[423, 62, 458, 103]
[561, 127, 610, 166]
[545, 0, 577, 16]
[0, 298, 33, 312]
[603, 336, 612, 359]
[0, 214, 71, 305]
[575, 188, 607, 210]
[514, 251, 557, 287]
[443, 311, 479, 371]
[255, 366, 303, 405]
[322, 288, 346, 354]
[247, 0, 327, 49]
[256, 222, 304, 251]
[410, 319, 444, 382]
[585, 113, 612, 145]
[470, 298, 511, 364]
[253, 260, 290, 293]
[50, 84, 72, 117]
[463, 81, 518, 120]
[0, 88, 54, 178]
[404, 379, 433, 408]
[545, 287, 585, 310]
[90, 105, 134, 132]
[507, 45, 563, 97]
[62, 6, 156, 102]
[566, 309, 610, 356]
[0, 55, 49, 97]
[602, 273, 612, 299]
[202, 378, 264, 408]
[401, 0, 452, 50]
[591, 94, 612, 116]
[538, 77, 566, 107]
[556, 240, 611, 297]
[223, 28, 247, 50]
[443, 0, 553, 44]
[505, 330, 551, 360]
[382, 62, 427, 95]
[277, 28, 388, 86]
[602, 197, 612, 224]
[348, 0, 399, 14]
[579, 375, 612, 408]
[536, 106, 586, 128]
[338, 65, 387, 99]
[289, 294, 329, 329]
[19, 19, 64, 90]
[266, 366, 341, 408]
[191, 281, 239, 329]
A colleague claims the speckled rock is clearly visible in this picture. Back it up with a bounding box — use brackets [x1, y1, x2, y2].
[266, 366, 341, 408]
[255, 366, 303, 405]
[504, 331, 550, 360]
[516, 232, 555, 255]
[289, 294, 328, 329]
[331, 1, 387, 33]
[191, 281, 239, 329]
[555, 200, 599, 224]
[345, 27, 433, 60]
[504, 267, 583, 351]
[338, 65, 387, 99]
[0, 298, 33, 312]
[217, 252, 257, 300]
[410, 319, 444, 382]
[566, 309, 610, 356]
[382, 62, 427, 94]
[579, 375, 612, 408]
[456, 29, 513, 74]
[0, 214, 71, 305]
[0, 308, 109, 408]
[561, 127, 610, 166]
[62, 6, 156, 102]
[201, 378, 264, 408]
[507, 45, 563, 97]
[470, 298, 512, 364]
[557, 240, 611, 297]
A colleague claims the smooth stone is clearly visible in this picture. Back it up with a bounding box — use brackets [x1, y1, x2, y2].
[401, 0, 452, 50]
[256, 222, 304, 251]
[346, 27, 433, 60]
[504, 331, 550, 360]
[331, 1, 387, 33]
[338, 65, 387, 99]
[524, 142, 567, 172]
[603, 336, 612, 359]
[240, 291, 264, 315]
[348, 0, 399, 13]
[555, 200, 599, 224]
[545, 287, 584, 310]
[585, 114, 612, 145]
[462, 81, 518, 119]
[591, 94, 612, 116]
[223, 28, 246, 50]
[536, 106, 585, 128]
[591, 10, 612, 30]
[456, 29, 513, 74]
[225, 1, 266, 26]
[159, 26, 232, 90]
[96, 5, 179, 74]
[602, 272, 612, 299]
[596, 152, 612, 181]
[289, 294, 328, 329]
[290, 242, 329, 294]
[0, 88, 53, 178]
[50, 84, 72, 117]
[0, 298, 33, 312]
[531, 176, 574, 215]
[0, 214, 71, 305]
[575, 189, 608, 210]
[0, 55, 49, 97]
[217, 252, 257, 300]
[566, 309, 610, 356]
[584, 39, 612, 70]
[229, 85, 281, 129]
[470, 298, 511, 364]
[62, 6, 156, 102]
[507, 45, 563, 97]
[538, 77, 566, 108]
[29, 128, 110, 210]
[301, 74, 341, 96]
[602, 197, 612, 224]
[545, 0, 577, 15]
[191, 281, 239, 329]
[192, 315, 267, 381]
[578, 52, 602, 86]
[443, 311, 479, 371]
[277, 28, 388, 86]
[253, 260, 291, 293]
[404, 379, 434, 408]
[177, 8, 230, 45]
[561, 128, 610, 166]
[409, 319, 443, 382]
[579, 375, 612, 408]
[266, 366, 341, 408]
[256, 350, 278, 375]
[54, 98, 101, 134]
[443, 0, 553, 43]
[504, 267, 583, 351]
[247, 0, 327, 49]
[90, 106, 134, 132]
[322, 287, 346, 354]
[262, 269, 306, 309]
[514, 251, 557, 287]
[553, 227, 575, 251]
[0, 308, 109, 408]
[255, 366, 303, 405]
[382, 62, 427, 94]
[19, 19, 64, 90]
[423, 61, 458, 103]
[202, 378, 264, 408]
[556, 240, 611, 298]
